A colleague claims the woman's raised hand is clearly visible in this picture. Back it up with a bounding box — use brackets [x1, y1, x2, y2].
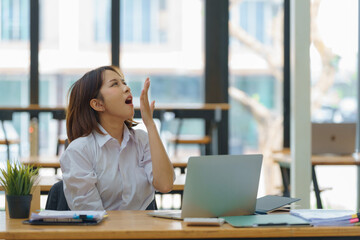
[140, 77, 155, 127]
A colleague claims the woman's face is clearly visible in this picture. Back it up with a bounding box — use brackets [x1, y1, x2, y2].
[97, 69, 134, 121]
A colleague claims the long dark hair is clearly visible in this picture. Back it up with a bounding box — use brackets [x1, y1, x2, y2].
[66, 66, 136, 142]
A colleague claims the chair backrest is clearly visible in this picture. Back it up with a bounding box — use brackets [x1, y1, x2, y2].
[0, 111, 13, 121]
[146, 198, 158, 210]
[45, 180, 70, 210]
[64, 139, 69, 149]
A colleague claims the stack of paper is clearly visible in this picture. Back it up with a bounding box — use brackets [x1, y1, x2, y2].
[26, 210, 107, 225]
[290, 209, 357, 226]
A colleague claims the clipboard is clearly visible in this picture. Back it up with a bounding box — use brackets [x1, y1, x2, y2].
[23, 218, 103, 225]
[23, 210, 106, 225]
[223, 214, 311, 227]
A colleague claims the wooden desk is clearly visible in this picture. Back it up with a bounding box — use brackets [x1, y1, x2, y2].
[0, 175, 59, 194]
[0, 103, 230, 155]
[21, 155, 187, 186]
[1, 175, 185, 214]
[22, 155, 188, 171]
[171, 156, 188, 174]
[21, 156, 61, 169]
[22, 155, 189, 182]
[2, 172, 185, 195]
[1, 211, 360, 239]
[273, 152, 360, 209]
[20, 156, 187, 192]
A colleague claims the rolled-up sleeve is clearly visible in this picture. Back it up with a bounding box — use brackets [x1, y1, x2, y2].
[60, 144, 104, 210]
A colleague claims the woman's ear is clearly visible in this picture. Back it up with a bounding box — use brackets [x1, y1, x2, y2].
[90, 98, 105, 112]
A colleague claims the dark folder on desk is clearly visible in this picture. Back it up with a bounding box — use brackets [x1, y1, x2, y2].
[223, 214, 310, 227]
[255, 195, 300, 214]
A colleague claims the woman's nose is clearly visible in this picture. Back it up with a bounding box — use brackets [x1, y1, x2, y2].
[125, 85, 131, 93]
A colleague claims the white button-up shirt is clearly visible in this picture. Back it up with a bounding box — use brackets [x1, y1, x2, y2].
[60, 124, 155, 210]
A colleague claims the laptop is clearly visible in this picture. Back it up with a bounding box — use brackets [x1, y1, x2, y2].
[312, 123, 356, 155]
[148, 154, 263, 219]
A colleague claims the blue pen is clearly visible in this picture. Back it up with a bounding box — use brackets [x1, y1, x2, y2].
[73, 214, 94, 220]
[83, 215, 94, 220]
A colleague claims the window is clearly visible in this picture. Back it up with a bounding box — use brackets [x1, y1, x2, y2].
[0, 0, 30, 160]
[94, 0, 111, 43]
[311, 0, 358, 124]
[310, 0, 358, 210]
[229, 0, 283, 154]
[38, 0, 111, 155]
[120, 0, 204, 104]
[0, 0, 29, 41]
[121, 0, 168, 44]
[229, 0, 284, 196]
[120, 0, 205, 155]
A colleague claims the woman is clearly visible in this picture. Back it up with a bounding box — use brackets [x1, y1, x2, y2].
[60, 66, 174, 210]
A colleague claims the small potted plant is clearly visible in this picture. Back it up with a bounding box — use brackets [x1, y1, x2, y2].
[0, 161, 39, 218]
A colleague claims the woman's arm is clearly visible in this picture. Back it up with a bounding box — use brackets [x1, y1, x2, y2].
[140, 78, 174, 193]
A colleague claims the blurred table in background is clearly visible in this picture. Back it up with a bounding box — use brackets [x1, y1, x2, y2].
[273, 149, 360, 209]
[0, 103, 229, 155]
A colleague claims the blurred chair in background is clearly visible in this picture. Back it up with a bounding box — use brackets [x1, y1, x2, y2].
[52, 111, 67, 156]
[0, 112, 20, 160]
[167, 117, 211, 156]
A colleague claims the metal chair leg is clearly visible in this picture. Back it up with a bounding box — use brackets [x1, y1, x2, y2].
[312, 166, 323, 209]
[1, 121, 10, 160]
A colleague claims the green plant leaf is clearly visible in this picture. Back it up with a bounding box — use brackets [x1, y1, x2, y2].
[0, 161, 39, 196]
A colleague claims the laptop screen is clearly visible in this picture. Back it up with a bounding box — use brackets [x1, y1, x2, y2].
[311, 123, 356, 155]
[181, 154, 263, 218]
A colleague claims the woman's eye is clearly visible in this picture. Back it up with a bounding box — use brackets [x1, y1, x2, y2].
[111, 82, 118, 86]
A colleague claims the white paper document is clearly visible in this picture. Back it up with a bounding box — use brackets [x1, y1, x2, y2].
[290, 209, 356, 226]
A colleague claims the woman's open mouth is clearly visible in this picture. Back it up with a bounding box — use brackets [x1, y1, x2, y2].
[125, 96, 133, 105]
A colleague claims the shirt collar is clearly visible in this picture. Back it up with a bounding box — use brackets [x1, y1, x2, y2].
[94, 123, 136, 148]
[125, 123, 137, 143]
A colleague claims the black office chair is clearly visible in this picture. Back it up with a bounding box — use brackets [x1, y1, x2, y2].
[146, 198, 158, 210]
[0, 111, 20, 160]
[53, 110, 67, 156]
[45, 180, 70, 210]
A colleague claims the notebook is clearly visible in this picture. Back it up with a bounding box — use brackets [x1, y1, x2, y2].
[148, 154, 263, 220]
[312, 123, 356, 155]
